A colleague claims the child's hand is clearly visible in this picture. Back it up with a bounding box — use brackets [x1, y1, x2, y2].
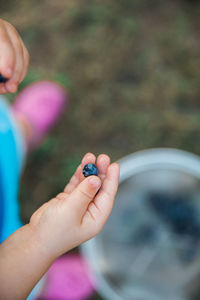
[0, 153, 119, 299]
[30, 153, 120, 259]
[0, 19, 29, 94]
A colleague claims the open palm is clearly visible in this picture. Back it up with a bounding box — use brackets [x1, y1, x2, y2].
[30, 152, 120, 258]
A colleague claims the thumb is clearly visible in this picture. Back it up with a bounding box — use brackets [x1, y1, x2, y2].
[68, 175, 101, 216]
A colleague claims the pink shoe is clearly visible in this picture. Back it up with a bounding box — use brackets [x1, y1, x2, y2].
[39, 254, 95, 300]
[12, 80, 67, 149]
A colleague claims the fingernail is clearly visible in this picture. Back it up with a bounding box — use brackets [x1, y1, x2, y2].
[89, 177, 100, 188]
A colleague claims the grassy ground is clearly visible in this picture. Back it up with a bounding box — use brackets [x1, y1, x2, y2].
[1, 0, 200, 299]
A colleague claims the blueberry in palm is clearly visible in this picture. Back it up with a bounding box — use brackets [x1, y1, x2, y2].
[82, 163, 99, 177]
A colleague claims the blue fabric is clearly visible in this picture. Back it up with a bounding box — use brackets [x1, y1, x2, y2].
[0, 162, 4, 239]
[0, 97, 44, 299]
[0, 98, 23, 242]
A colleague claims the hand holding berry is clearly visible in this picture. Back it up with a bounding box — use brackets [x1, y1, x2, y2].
[0, 19, 29, 94]
[30, 153, 120, 259]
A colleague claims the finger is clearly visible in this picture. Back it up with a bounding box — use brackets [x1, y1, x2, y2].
[56, 192, 68, 201]
[68, 175, 101, 218]
[64, 164, 82, 194]
[5, 26, 24, 92]
[0, 84, 7, 94]
[80, 152, 96, 181]
[64, 153, 97, 195]
[94, 163, 120, 221]
[96, 154, 110, 182]
[20, 44, 30, 81]
[0, 22, 15, 79]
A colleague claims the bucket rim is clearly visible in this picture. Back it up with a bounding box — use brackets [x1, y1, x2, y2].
[81, 148, 200, 300]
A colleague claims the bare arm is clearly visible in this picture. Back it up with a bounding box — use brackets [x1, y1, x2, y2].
[0, 224, 54, 300]
[0, 153, 120, 299]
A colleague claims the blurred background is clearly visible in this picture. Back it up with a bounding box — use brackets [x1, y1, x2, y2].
[1, 0, 200, 299]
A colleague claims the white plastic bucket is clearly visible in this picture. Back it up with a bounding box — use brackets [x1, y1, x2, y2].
[81, 148, 200, 300]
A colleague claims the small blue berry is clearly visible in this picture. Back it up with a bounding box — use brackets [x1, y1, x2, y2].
[0, 74, 8, 83]
[82, 163, 99, 177]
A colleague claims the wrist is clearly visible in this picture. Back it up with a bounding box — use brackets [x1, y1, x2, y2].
[27, 222, 59, 262]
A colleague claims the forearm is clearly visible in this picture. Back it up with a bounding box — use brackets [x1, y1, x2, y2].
[0, 224, 55, 300]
